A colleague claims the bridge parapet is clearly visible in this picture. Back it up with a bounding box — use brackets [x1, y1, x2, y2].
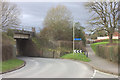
[14, 29, 33, 35]
[14, 28, 35, 39]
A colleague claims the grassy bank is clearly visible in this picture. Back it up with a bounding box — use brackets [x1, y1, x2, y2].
[91, 41, 119, 52]
[91, 42, 109, 52]
[0, 59, 24, 73]
[61, 53, 90, 62]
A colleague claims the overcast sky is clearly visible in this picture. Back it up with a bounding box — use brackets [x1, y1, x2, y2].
[15, 2, 92, 32]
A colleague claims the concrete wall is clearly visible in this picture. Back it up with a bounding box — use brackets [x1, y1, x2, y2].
[16, 39, 61, 58]
[16, 39, 86, 58]
[42, 50, 61, 58]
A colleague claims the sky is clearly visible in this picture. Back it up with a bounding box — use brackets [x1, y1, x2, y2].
[14, 2, 92, 32]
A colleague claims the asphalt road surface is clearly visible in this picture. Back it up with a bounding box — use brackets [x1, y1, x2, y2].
[2, 57, 118, 78]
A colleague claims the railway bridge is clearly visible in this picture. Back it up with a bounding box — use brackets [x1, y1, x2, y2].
[14, 27, 39, 56]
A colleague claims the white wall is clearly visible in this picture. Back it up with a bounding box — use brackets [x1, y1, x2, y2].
[97, 36, 118, 40]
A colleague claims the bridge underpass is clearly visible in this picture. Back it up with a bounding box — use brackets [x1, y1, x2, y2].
[16, 38, 31, 56]
[14, 28, 41, 57]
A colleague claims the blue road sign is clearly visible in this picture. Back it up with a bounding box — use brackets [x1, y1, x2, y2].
[74, 38, 81, 40]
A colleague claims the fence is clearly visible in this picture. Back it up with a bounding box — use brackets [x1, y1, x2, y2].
[96, 44, 119, 63]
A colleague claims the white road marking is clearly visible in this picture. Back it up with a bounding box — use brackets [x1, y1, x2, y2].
[91, 70, 97, 79]
[96, 70, 118, 78]
[90, 69, 118, 79]
[0, 74, 2, 80]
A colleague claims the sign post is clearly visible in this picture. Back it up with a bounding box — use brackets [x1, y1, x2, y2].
[73, 23, 75, 55]
[73, 22, 82, 55]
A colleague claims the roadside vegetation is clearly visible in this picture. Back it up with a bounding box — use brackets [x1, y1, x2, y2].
[0, 59, 24, 73]
[91, 42, 109, 52]
[91, 40, 119, 53]
[61, 53, 90, 62]
[90, 40, 119, 63]
[40, 5, 86, 45]
[2, 32, 16, 61]
[2, 1, 20, 61]
[31, 5, 87, 58]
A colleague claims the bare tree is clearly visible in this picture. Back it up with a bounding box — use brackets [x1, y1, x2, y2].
[86, 2, 118, 43]
[118, 2, 120, 31]
[1, 1, 20, 31]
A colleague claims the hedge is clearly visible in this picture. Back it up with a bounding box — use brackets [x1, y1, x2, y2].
[94, 39, 119, 43]
[96, 44, 118, 63]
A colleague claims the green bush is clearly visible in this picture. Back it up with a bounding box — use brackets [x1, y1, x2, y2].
[91, 42, 109, 52]
[101, 39, 118, 42]
[32, 37, 41, 49]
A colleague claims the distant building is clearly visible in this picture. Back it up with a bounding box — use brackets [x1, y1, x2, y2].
[97, 32, 120, 40]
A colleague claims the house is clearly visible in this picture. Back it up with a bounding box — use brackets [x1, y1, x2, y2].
[97, 32, 120, 40]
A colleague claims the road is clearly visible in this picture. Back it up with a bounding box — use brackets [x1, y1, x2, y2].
[2, 57, 118, 78]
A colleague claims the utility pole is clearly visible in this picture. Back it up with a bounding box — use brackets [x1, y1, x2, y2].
[73, 22, 75, 55]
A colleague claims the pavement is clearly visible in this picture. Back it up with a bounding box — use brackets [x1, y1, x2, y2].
[86, 44, 118, 75]
[1, 57, 118, 78]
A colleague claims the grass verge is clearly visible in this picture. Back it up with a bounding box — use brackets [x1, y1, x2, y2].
[61, 53, 90, 62]
[0, 59, 24, 73]
[90, 41, 119, 52]
[91, 42, 109, 52]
